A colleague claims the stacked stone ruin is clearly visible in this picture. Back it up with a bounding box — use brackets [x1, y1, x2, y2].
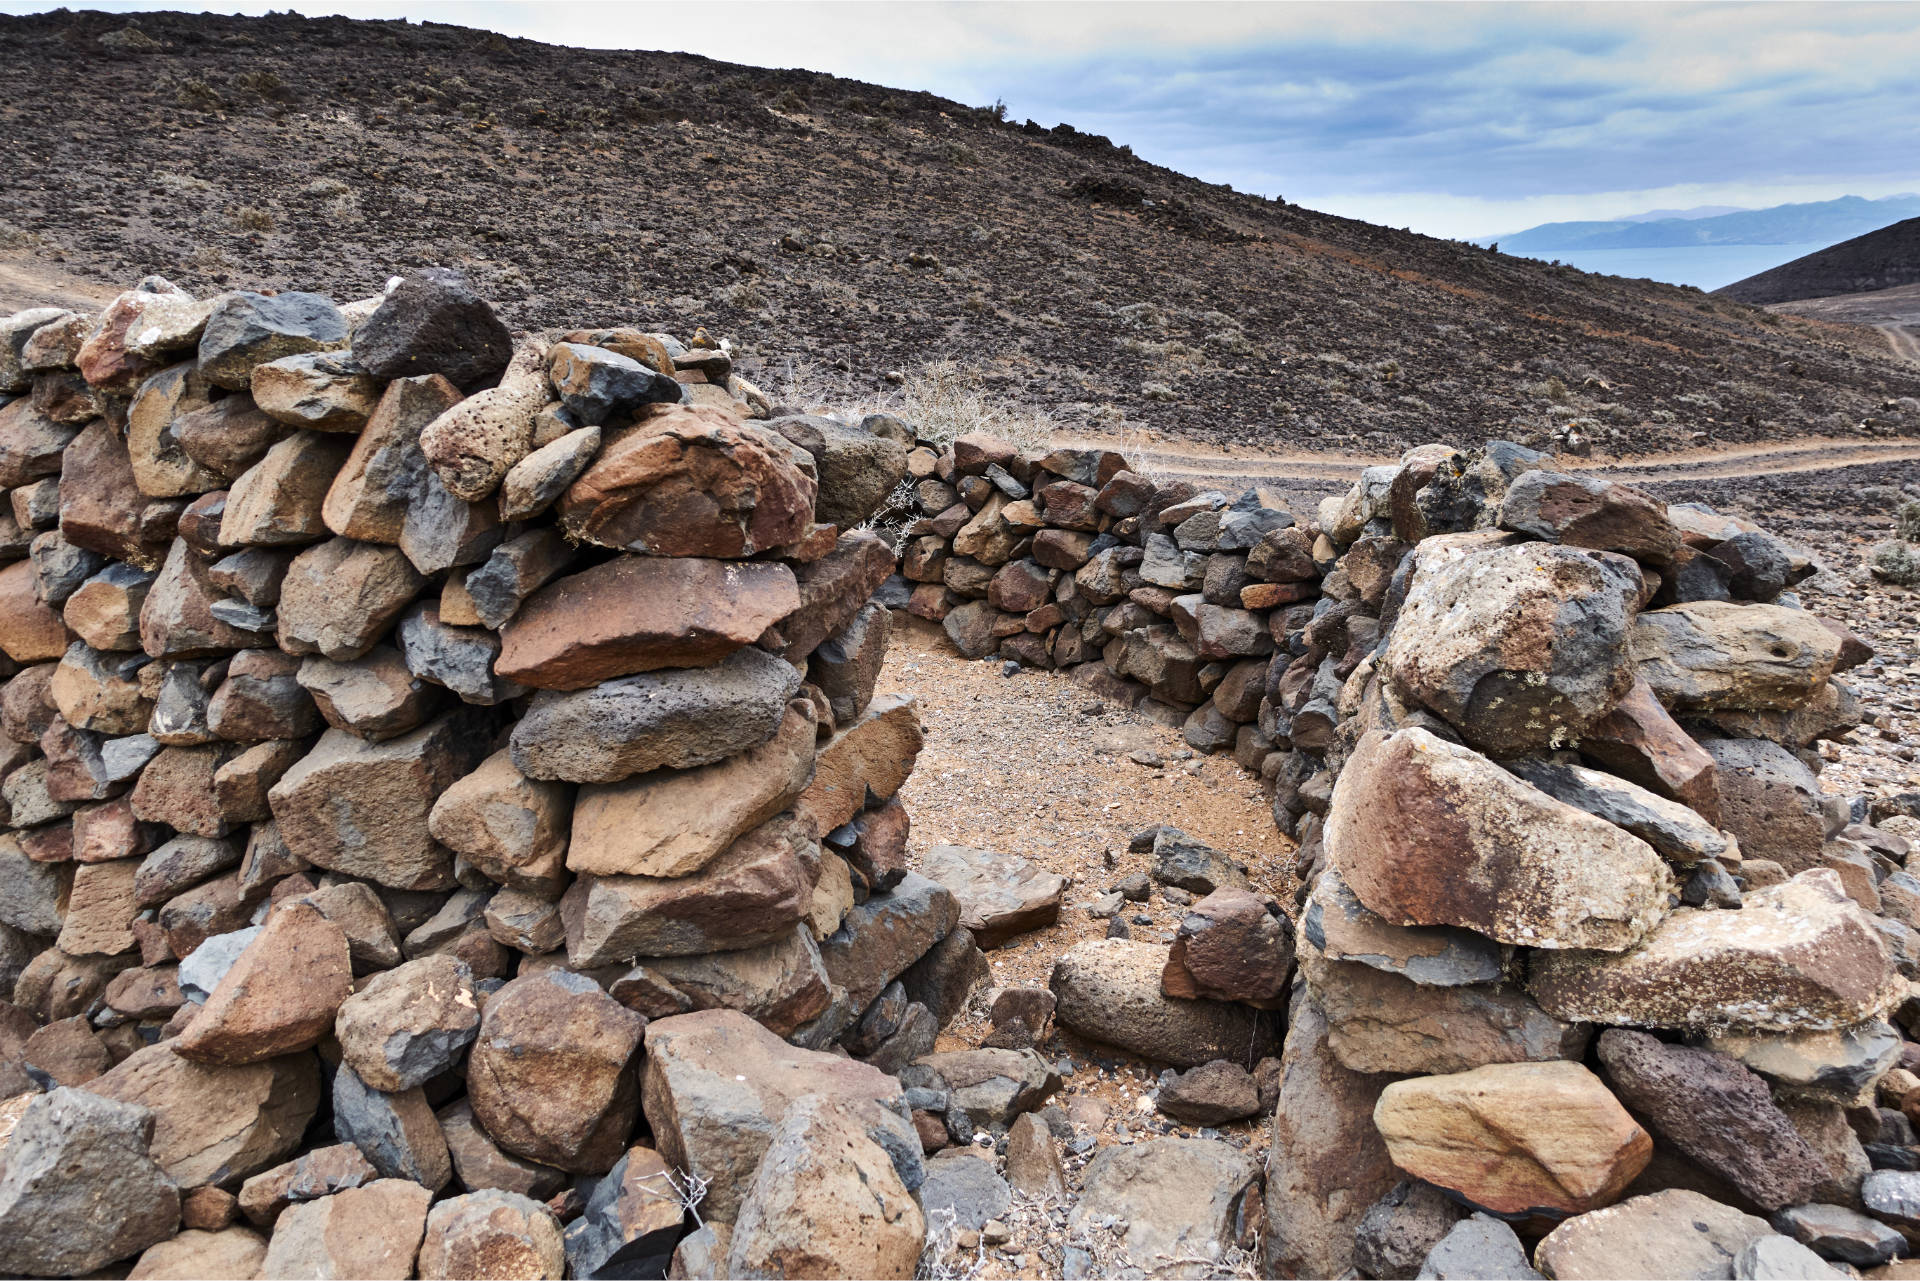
[5, 266, 1920, 1281]
[0, 273, 1001, 1279]
[904, 433, 1920, 1278]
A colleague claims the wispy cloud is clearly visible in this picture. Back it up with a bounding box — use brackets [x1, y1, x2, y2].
[14, 0, 1919, 238]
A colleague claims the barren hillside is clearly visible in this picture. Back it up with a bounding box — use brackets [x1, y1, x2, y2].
[1720, 217, 1920, 306]
[4, 7, 1918, 456]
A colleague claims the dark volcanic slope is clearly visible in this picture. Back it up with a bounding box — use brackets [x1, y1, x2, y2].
[1719, 218, 1920, 307]
[5, 9, 1918, 456]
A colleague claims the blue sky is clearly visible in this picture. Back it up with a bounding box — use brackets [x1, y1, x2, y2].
[12, 1, 1920, 239]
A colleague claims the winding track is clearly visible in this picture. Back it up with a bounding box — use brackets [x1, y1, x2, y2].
[1048, 436, 1920, 490]
[1880, 323, 1920, 365]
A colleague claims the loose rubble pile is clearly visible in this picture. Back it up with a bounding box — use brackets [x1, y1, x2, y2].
[901, 432, 1920, 1278]
[0, 274, 1023, 1280]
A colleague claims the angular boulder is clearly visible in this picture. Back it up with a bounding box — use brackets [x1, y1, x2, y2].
[559, 406, 817, 557]
[1529, 870, 1903, 1032]
[1373, 1061, 1652, 1216]
[268, 711, 491, 891]
[467, 969, 647, 1174]
[0, 1087, 180, 1278]
[1328, 728, 1672, 951]
[509, 646, 802, 784]
[640, 1008, 906, 1222]
[1382, 541, 1640, 753]
[496, 556, 798, 690]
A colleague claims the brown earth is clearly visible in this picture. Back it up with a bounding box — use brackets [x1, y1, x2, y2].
[4, 7, 1920, 464]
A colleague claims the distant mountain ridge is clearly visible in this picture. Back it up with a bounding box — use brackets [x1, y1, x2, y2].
[1717, 217, 1920, 305]
[1484, 195, 1920, 253]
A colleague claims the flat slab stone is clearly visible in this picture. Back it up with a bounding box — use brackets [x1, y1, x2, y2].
[1529, 870, 1904, 1032]
[919, 844, 1066, 949]
[1533, 1189, 1772, 1280]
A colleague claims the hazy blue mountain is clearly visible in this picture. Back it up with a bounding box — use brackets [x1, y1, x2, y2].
[1481, 194, 1920, 253]
[1618, 205, 1747, 222]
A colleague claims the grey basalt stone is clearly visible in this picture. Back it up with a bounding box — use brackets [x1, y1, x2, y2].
[1302, 866, 1504, 988]
[352, 268, 512, 389]
[0, 1087, 180, 1278]
[1417, 1213, 1544, 1281]
[509, 645, 802, 784]
[197, 290, 349, 390]
[1506, 757, 1733, 865]
[179, 926, 263, 1003]
[397, 602, 523, 706]
[919, 1153, 1012, 1231]
[1736, 1235, 1846, 1280]
[330, 1062, 452, 1190]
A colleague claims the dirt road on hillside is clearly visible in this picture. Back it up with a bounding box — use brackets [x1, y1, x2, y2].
[1054, 435, 1920, 494]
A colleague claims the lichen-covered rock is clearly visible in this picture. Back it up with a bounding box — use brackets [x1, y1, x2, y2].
[1382, 539, 1640, 753]
[1632, 601, 1843, 713]
[1529, 870, 1904, 1032]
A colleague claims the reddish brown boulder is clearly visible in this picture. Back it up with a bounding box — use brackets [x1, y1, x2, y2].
[237, 1143, 380, 1229]
[75, 283, 208, 395]
[220, 431, 354, 547]
[497, 556, 798, 690]
[0, 393, 83, 489]
[174, 901, 351, 1066]
[86, 1042, 323, 1189]
[640, 1008, 907, 1221]
[277, 538, 426, 661]
[1498, 470, 1681, 563]
[130, 744, 237, 837]
[57, 857, 141, 955]
[567, 700, 815, 879]
[258, 1179, 432, 1281]
[1328, 728, 1672, 952]
[561, 811, 818, 965]
[174, 394, 290, 480]
[467, 969, 647, 1174]
[797, 694, 923, 834]
[778, 531, 895, 659]
[426, 749, 571, 895]
[1162, 888, 1295, 1008]
[140, 540, 268, 659]
[58, 419, 180, 565]
[0, 559, 72, 662]
[559, 405, 818, 556]
[1578, 676, 1721, 823]
[295, 646, 440, 741]
[64, 563, 155, 652]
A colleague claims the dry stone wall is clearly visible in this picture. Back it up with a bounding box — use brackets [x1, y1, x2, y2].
[4, 265, 1920, 1280]
[0, 273, 994, 1279]
[903, 430, 1920, 1278]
